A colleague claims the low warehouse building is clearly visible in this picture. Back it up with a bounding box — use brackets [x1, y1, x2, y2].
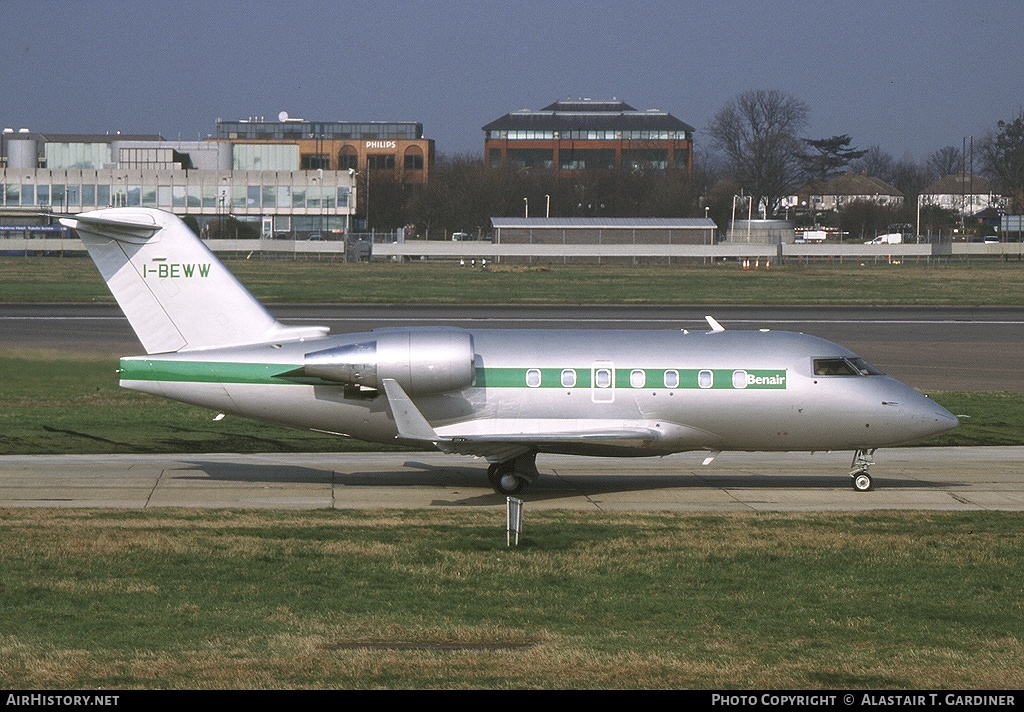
[490, 217, 717, 263]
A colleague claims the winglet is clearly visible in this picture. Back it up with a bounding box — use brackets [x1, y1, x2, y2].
[705, 316, 725, 332]
[381, 378, 443, 442]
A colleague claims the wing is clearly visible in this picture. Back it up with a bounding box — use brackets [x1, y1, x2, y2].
[381, 378, 715, 462]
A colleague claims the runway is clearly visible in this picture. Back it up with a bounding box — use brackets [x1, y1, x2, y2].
[1, 448, 1022, 512]
[4, 303, 1023, 392]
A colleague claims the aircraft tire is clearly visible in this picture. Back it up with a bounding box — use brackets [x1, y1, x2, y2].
[496, 473, 525, 495]
[852, 472, 873, 492]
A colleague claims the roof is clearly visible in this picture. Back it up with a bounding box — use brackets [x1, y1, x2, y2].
[491, 217, 715, 229]
[923, 172, 995, 195]
[5, 132, 166, 143]
[798, 173, 903, 197]
[482, 98, 695, 133]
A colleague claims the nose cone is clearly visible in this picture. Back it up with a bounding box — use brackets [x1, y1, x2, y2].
[900, 391, 959, 442]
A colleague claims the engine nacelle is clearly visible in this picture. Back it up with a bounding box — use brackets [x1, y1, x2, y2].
[302, 327, 476, 395]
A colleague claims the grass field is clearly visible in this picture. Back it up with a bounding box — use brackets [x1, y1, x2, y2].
[2, 254, 1024, 305]
[0, 508, 1021, 689]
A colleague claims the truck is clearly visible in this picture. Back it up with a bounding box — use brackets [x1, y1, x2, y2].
[797, 230, 828, 243]
[865, 233, 903, 245]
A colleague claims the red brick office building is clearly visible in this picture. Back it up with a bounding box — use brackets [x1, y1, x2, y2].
[483, 98, 694, 175]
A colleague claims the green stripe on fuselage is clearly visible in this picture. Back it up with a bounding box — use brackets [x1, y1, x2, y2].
[119, 359, 312, 385]
[475, 367, 786, 390]
[119, 360, 786, 391]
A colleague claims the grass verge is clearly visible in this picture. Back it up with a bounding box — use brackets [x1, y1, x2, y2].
[0, 508, 1021, 689]
[3, 255, 1024, 305]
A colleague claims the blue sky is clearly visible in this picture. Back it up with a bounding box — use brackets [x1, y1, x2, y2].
[2, 0, 1021, 162]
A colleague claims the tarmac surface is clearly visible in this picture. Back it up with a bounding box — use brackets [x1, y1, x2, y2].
[5, 303, 1024, 392]
[1, 448, 1022, 512]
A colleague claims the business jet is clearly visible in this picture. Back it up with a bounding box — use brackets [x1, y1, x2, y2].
[60, 208, 958, 495]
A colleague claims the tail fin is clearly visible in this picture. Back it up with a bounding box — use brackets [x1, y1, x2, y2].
[61, 208, 327, 354]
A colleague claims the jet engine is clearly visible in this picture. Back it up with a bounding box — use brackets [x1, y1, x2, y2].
[301, 327, 475, 395]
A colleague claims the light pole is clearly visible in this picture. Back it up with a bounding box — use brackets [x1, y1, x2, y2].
[365, 162, 370, 231]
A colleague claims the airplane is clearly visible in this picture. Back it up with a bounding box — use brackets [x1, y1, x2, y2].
[60, 207, 959, 495]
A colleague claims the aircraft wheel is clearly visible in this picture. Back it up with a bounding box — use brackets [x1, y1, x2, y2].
[852, 471, 873, 492]
[496, 473, 525, 495]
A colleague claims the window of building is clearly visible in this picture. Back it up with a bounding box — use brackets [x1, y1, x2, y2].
[507, 149, 553, 170]
[674, 148, 690, 170]
[622, 149, 669, 172]
[560, 149, 615, 170]
[404, 149, 424, 170]
[338, 146, 358, 170]
[300, 154, 330, 170]
[367, 154, 395, 170]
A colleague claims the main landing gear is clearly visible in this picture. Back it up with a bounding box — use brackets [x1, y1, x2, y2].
[849, 449, 876, 491]
[487, 452, 540, 495]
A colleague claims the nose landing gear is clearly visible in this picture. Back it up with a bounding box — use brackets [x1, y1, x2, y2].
[849, 449, 876, 491]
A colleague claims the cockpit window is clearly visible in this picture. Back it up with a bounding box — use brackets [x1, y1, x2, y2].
[848, 357, 885, 375]
[813, 357, 885, 376]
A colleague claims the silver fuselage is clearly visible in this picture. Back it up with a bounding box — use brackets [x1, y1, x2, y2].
[119, 326, 958, 457]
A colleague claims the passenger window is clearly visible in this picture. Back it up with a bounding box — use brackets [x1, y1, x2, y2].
[664, 370, 679, 389]
[595, 368, 612, 389]
[526, 369, 542, 387]
[698, 370, 713, 389]
[561, 369, 576, 388]
[732, 370, 748, 388]
[630, 369, 646, 388]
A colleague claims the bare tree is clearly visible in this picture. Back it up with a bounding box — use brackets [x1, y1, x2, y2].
[927, 145, 964, 179]
[850, 145, 896, 183]
[979, 110, 1024, 211]
[707, 89, 809, 217]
